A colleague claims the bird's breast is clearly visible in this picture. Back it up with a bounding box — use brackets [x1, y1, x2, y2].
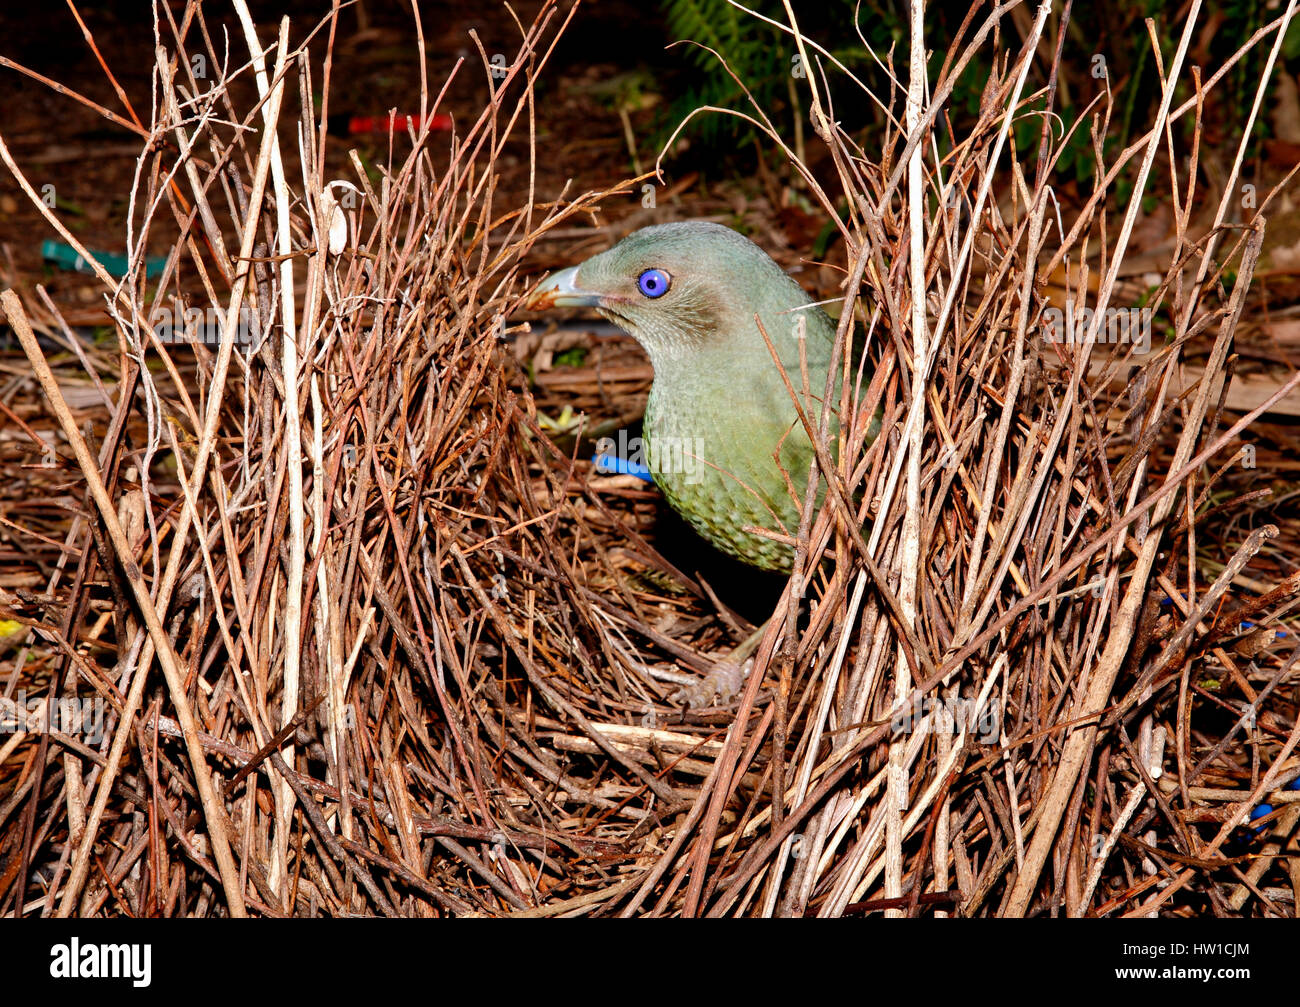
[641, 360, 824, 572]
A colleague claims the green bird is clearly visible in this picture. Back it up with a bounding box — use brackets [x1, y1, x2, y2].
[526, 221, 846, 573]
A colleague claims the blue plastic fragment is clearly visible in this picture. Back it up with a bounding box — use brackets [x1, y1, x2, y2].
[1236, 620, 1288, 637]
[1248, 803, 1274, 837]
[1247, 778, 1299, 839]
[1158, 595, 1289, 638]
[41, 239, 168, 279]
[593, 451, 653, 483]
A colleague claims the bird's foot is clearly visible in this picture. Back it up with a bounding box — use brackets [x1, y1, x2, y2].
[671, 657, 754, 710]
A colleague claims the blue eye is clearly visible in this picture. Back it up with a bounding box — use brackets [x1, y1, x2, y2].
[637, 268, 671, 298]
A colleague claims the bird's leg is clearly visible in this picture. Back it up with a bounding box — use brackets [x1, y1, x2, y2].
[668, 623, 768, 710]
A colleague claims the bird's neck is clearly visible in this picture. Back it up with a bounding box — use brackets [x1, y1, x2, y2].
[643, 304, 840, 447]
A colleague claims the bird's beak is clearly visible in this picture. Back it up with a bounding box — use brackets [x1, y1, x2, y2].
[524, 266, 603, 310]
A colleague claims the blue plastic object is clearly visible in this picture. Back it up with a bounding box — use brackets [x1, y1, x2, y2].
[41, 239, 168, 280]
[592, 451, 654, 483]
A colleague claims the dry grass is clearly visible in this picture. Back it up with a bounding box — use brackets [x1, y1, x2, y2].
[1, 0, 1298, 916]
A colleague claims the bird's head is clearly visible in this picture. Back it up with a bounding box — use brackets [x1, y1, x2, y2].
[525, 221, 818, 366]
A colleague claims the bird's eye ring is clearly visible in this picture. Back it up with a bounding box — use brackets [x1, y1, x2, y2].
[637, 268, 671, 299]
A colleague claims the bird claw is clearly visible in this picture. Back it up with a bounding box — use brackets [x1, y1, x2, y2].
[671, 657, 754, 710]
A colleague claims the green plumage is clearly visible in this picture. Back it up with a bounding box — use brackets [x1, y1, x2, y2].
[528, 221, 846, 572]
